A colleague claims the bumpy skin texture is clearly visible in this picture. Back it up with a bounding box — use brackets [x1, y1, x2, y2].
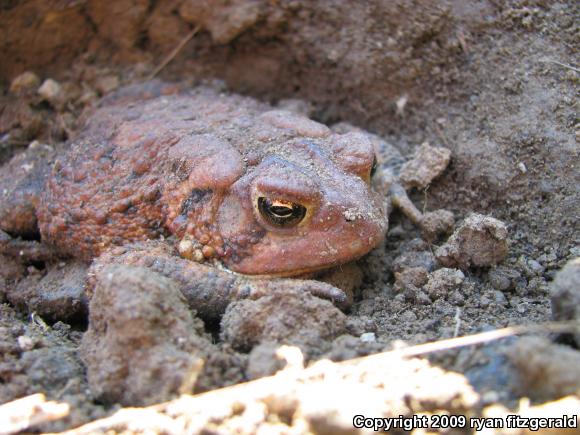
[37, 82, 387, 277]
[0, 82, 390, 318]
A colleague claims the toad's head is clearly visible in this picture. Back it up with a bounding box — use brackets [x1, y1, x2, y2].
[216, 130, 388, 276]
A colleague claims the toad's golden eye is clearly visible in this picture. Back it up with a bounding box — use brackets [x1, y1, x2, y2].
[257, 197, 307, 227]
[370, 155, 378, 178]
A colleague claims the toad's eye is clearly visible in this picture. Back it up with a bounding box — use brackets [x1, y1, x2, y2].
[257, 197, 307, 227]
[370, 155, 378, 178]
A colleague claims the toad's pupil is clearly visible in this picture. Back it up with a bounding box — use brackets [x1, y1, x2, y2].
[271, 204, 293, 217]
[258, 197, 306, 227]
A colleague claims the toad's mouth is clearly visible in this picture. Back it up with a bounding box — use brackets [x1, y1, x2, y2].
[225, 224, 386, 277]
[234, 262, 339, 279]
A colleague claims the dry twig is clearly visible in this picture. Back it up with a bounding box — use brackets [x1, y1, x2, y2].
[148, 25, 201, 80]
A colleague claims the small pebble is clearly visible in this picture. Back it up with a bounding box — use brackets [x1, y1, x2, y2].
[399, 142, 451, 189]
[479, 296, 490, 308]
[10, 71, 40, 94]
[360, 332, 376, 343]
[38, 78, 62, 103]
[550, 258, 580, 345]
[488, 266, 520, 291]
[435, 213, 509, 269]
[95, 75, 120, 95]
[17, 335, 34, 351]
[493, 291, 507, 305]
[527, 259, 544, 275]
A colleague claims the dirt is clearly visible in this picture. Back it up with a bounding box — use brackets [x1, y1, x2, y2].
[0, 0, 578, 433]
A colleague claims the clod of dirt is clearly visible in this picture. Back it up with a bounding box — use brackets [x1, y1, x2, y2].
[9, 71, 40, 96]
[322, 334, 385, 361]
[506, 336, 580, 401]
[0, 254, 26, 282]
[94, 75, 120, 95]
[488, 266, 521, 292]
[0, 304, 106, 431]
[246, 342, 288, 379]
[179, 0, 263, 44]
[423, 268, 465, 301]
[392, 239, 437, 273]
[0, 99, 44, 150]
[80, 265, 211, 406]
[87, 0, 150, 52]
[435, 213, 509, 269]
[393, 267, 430, 306]
[7, 262, 88, 322]
[220, 287, 347, 355]
[37, 79, 62, 106]
[20, 347, 83, 395]
[398, 142, 451, 190]
[394, 266, 429, 293]
[276, 98, 314, 116]
[550, 258, 580, 346]
[420, 209, 455, 242]
[0, 141, 60, 237]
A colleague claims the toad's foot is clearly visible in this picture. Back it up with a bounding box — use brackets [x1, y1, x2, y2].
[389, 184, 455, 241]
[89, 240, 348, 321]
[387, 142, 454, 240]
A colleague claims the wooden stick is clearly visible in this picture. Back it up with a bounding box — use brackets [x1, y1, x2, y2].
[0, 394, 70, 435]
[148, 25, 201, 80]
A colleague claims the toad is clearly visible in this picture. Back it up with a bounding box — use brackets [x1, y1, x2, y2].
[0, 81, 440, 319]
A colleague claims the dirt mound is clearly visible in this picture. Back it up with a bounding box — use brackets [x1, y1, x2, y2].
[0, 0, 578, 433]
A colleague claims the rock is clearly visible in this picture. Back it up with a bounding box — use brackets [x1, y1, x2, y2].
[423, 268, 465, 300]
[246, 342, 287, 380]
[220, 287, 347, 356]
[147, 2, 190, 50]
[80, 265, 210, 406]
[492, 290, 508, 305]
[360, 332, 376, 342]
[37, 79, 62, 105]
[87, 0, 150, 50]
[394, 266, 429, 293]
[276, 98, 313, 116]
[436, 213, 508, 269]
[392, 239, 437, 273]
[0, 254, 26, 282]
[179, 0, 263, 44]
[506, 336, 580, 401]
[9, 71, 40, 95]
[488, 266, 520, 291]
[7, 262, 88, 322]
[399, 142, 451, 189]
[550, 258, 580, 346]
[420, 209, 455, 241]
[21, 347, 83, 392]
[94, 75, 120, 95]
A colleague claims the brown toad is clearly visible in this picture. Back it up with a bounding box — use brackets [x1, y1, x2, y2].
[0, 81, 442, 318]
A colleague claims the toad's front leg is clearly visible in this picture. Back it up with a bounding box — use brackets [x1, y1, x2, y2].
[89, 240, 348, 321]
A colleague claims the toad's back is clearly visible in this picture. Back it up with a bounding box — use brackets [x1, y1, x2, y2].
[38, 84, 387, 276]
